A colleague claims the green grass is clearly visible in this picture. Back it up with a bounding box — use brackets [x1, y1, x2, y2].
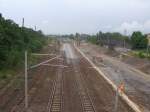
[0, 53, 37, 88]
[129, 49, 150, 59]
[0, 69, 16, 89]
[0, 69, 15, 79]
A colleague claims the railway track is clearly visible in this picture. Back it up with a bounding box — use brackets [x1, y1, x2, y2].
[73, 61, 96, 112]
[46, 59, 64, 112]
[10, 57, 59, 112]
[46, 53, 96, 112]
[11, 54, 64, 112]
[1, 43, 136, 112]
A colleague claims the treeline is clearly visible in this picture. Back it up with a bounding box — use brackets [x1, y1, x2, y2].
[87, 31, 148, 49]
[0, 14, 46, 69]
[88, 31, 129, 48]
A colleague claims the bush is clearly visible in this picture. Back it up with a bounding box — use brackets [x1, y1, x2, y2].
[0, 74, 7, 79]
[138, 52, 145, 58]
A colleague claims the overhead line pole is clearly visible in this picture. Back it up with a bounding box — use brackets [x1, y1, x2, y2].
[22, 18, 24, 28]
[22, 18, 28, 110]
[25, 50, 28, 109]
[124, 29, 127, 49]
[35, 26, 36, 31]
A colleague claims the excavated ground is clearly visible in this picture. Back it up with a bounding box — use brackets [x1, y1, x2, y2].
[79, 42, 150, 112]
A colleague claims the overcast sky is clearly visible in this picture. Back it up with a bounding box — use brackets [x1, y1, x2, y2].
[0, 0, 150, 34]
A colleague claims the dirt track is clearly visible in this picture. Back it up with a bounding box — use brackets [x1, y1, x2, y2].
[0, 43, 134, 112]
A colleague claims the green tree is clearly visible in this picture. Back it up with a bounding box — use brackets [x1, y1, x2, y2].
[0, 13, 46, 69]
[131, 31, 148, 49]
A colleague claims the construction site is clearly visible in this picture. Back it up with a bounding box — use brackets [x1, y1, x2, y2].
[0, 39, 149, 112]
[0, 0, 150, 112]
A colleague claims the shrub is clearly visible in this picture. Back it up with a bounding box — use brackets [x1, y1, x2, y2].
[138, 52, 145, 58]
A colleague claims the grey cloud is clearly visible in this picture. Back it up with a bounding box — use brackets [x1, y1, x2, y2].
[0, 0, 150, 34]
